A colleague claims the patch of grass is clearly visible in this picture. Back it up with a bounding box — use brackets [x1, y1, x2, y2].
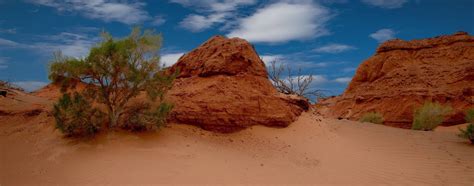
[412, 101, 452, 131]
[458, 123, 474, 144]
[359, 112, 384, 124]
[465, 108, 474, 123]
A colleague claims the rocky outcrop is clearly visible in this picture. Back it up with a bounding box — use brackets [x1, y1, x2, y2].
[166, 36, 309, 132]
[320, 32, 474, 128]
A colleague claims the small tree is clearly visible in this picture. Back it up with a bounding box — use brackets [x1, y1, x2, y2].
[267, 60, 325, 100]
[50, 27, 175, 135]
[412, 101, 452, 131]
[359, 112, 384, 124]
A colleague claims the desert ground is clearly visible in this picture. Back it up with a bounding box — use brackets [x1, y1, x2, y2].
[1, 109, 473, 185]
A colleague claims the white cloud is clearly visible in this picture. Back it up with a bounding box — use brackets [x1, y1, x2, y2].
[313, 43, 356, 53]
[0, 32, 98, 58]
[285, 75, 328, 86]
[151, 16, 166, 26]
[370, 28, 396, 43]
[0, 28, 17, 34]
[312, 75, 329, 85]
[173, 0, 256, 32]
[333, 77, 352, 84]
[171, 0, 256, 12]
[261, 53, 332, 69]
[180, 13, 227, 32]
[33, 32, 98, 58]
[12, 81, 48, 92]
[0, 38, 20, 47]
[227, 1, 331, 43]
[361, 0, 408, 9]
[28, 0, 150, 24]
[260, 55, 285, 65]
[342, 67, 357, 73]
[161, 53, 185, 67]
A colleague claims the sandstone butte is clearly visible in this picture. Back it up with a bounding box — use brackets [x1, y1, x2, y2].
[166, 36, 309, 132]
[319, 31, 474, 128]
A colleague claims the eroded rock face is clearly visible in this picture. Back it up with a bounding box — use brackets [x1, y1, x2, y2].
[320, 32, 474, 128]
[167, 36, 309, 132]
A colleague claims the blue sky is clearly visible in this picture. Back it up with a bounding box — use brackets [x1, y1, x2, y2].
[0, 0, 473, 94]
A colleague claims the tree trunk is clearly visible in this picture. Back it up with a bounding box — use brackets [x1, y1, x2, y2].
[109, 108, 122, 128]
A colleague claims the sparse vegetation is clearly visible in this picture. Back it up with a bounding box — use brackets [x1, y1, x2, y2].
[50, 27, 175, 136]
[267, 60, 326, 100]
[412, 101, 452, 131]
[465, 108, 474, 123]
[458, 123, 474, 144]
[458, 109, 474, 144]
[0, 80, 24, 92]
[359, 112, 384, 124]
[53, 93, 104, 137]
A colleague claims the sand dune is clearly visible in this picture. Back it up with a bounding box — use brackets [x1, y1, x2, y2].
[1, 110, 473, 185]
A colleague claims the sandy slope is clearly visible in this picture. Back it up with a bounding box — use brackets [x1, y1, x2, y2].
[1, 111, 473, 185]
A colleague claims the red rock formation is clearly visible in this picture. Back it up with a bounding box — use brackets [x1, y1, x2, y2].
[320, 32, 474, 128]
[166, 36, 309, 132]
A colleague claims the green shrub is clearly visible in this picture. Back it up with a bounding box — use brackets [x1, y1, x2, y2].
[412, 102, 452, 131]
[465, 108, 474, 123]
[458, 123, 474, 144]
[50, 27, 175, 137]
[120, 102, 173, 132]
[53, 93, 105, 137]
[359, 112, 384, 124]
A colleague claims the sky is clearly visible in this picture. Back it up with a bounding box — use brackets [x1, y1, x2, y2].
[0, 0, 473, 94]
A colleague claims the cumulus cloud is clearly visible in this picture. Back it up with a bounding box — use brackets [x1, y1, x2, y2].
[161, 53, 185, 67]
[227, 1, 331, 43]
[173, 0, 256, 32]
[180, 13, 228, 32]
[361, 0, 408, 9]
[313, 43, 356, 53]
[333, 77, 352, 84]
[12, 81, 48, 92]
[27, 0, 150, 24]
[370, 28, 396, 43]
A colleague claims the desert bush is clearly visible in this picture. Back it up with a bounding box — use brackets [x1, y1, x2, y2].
[267, 60, 326, 100]
[412, 101, 452, 131]
[465, 108, 474, 123]
[53, 93, 105, 137]
[120, 102, 173, 131]
[359, 112, 384, 124]
[458, 123, 474, 144]
[50, 27, 175, 136]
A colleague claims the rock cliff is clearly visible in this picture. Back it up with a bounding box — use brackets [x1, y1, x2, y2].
[320, 32, 474, 128]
